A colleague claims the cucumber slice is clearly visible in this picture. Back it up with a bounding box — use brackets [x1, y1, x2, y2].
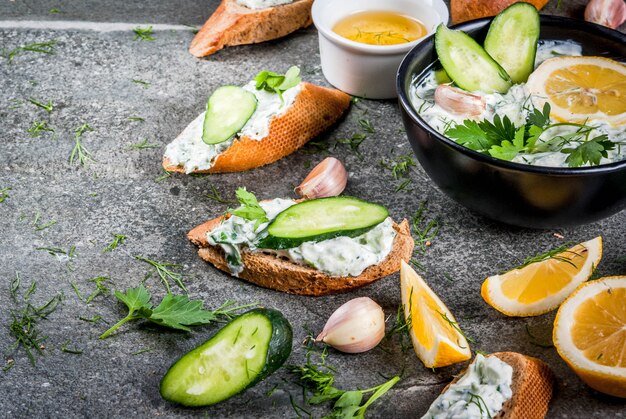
[257, 197, 389, 250]
[202, 86, 257, 145]
[435, 24, 512, 94]
[484, 2, 540, 84]
[160, 308, 292, 407]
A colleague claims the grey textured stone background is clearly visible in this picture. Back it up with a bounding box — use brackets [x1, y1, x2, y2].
[0, 0, 624, 418]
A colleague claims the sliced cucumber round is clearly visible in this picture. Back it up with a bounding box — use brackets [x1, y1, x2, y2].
[202, 86, 257, 145]
[484, 2, 540, 84]
[435, 24, 512, 94]
[257, 197, 389, 250]
[160, 308, 292, 407]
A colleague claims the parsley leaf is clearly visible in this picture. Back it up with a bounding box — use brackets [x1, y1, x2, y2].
[445, 120, 494, 151]
[254, 66, 301, 101]
[527, 102, 551, 129]
[563, 134, 615, 167]
[230, 187, 268, 229]
[479, 114, 517, 145]
[488, 126, 525, 160]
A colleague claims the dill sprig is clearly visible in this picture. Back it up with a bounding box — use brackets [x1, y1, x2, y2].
[103, 233, 127, 252]
[410, 201, 440, 274]
[358, 118, 375, 133]
[0, 187, 11, 203]
[78, 315, 106, 324]
[515, 241, 578, 271]
[525, 324, 554, 348]
[133, 26, 155, 41]
[127, 116, 145, 122]
[207, 184, 234, 204]
[155, 170, 171, 182]
[468, 392, 493, 419]
[32, 211, 57, 231]
[60, 340, 83, 355]
[85, 276, 114, 304]
[27, 98, 54, 113]
[27, 120, 55, 137]
[69, 123, 95, 166]
[385, 304, 412, 353]
[35, 245, 77, 271]
[438, 311, 475, 346]
[2, 40, 58, 63]
[335, 133, 367, 159]
[127, 138, 158, 150]
[131, 79, 151, 88]
[134, 255, 187, 293]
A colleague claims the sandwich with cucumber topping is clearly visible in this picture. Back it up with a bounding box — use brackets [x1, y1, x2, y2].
[163, 66, 350, 174]
[187, 189, 414, 296]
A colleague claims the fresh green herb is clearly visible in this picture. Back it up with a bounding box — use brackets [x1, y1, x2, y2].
[134, 256, 186, 293]
[69, 124, 95, 165]
[35, 246, 77, 270]
[60, 340, 83, 354]
[132, 347, 155, 355]
[85, 276, 113, 304]
[133, 26, 155, 41]
[468, 393, 492, 419]
[27, 98, 54, 113]
[6, 279, 62, 366]
[99, 284, 253, 339]
[2, 40, 58, 63]
[525, 324, 554, 348]
[127, 116, 145, 122]
[0, 187, 11, 203]
[206, 184, 234, 204]
[27, 120, 55, 137]
[183, 24, 200, 34]
[127, 138, 159, 150]
[9, 99, 22, 109]
[302, 139, 332, 154]
[411, 201, 440, 256]
[131, 79, 151, 88]
[358, 118, 375, 133]
[230, 187, 268, 229]
[335, 133, 367, 159]
[78, 315, 106, 324]
[385, 304, 412, 353]
[380, 154, 416, 180]
[254, 66, 301, 102]
[155, 170, 171, 182]
[70, 281, 83, 301]
[49, 8, 62, 13]
[103, 233, 127, 252]
[438, 311, 475, 345]
[515, 241, 578, 270]
[32, 212, 57, 231]
[288, 351, 400, 418]
[10, 272, 21, 301]
[395, 179, 412, 192]
[563, 134, 615, 167]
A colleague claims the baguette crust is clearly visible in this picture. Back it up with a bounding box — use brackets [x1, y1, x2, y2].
[450, 0, 549, 24]
[189, 0, 313, 57]
[440, 352, 554, 419]
[163, 82, 351, 174]
[188, 217, 414, 296]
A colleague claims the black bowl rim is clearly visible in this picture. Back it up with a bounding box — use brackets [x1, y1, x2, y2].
[397, 15, 626, 176]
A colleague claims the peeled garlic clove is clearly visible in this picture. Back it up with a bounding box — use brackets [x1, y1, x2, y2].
[315, 297, 385, 353]
[295, 157, 348, 199]
[434, 84, 486, 119]
[585, 0, 626, 29]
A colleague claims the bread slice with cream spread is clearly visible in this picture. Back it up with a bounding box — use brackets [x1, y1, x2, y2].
[187, 195, 414, 296]
[162, 68, 350, 174]
[189, 0, 313, 57]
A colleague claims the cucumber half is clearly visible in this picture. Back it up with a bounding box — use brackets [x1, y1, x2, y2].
[160, 308, 292, 407]
[202, 86, 257, 145]
[484, 2, 540, 84]
[435, 24, 512, 94]
[257, 196, 389, 250]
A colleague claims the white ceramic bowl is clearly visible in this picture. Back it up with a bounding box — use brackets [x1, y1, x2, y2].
[312, 0, 448, 99]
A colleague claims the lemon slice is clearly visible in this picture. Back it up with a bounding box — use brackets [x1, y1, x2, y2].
[400, 260, 471, 368]
[481, 237, 602, 317]
[526, 56, 626, 126]
[553, 276, 626, 398]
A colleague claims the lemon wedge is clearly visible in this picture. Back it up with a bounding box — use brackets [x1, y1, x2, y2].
[400, 260, 471, 368]
[481, 237, 602, 317]
[526, 56, 626, 126]
[553, 276, 626, 398]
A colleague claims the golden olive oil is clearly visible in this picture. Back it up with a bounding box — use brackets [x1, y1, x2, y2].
[333, 11, 427, 46]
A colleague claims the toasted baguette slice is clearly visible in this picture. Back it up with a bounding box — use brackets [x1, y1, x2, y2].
[188, 216, 414, 296]
[438, 352, 554, 419]
[163, 82, 350, 174]
[450, 0, 548, 24]
[189, 0, 313, 57]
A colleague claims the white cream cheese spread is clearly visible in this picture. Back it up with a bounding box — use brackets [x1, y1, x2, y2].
[207, 198, 396, 277]
[410, 40, 626, 167]
[422, 354, 513, 419]
[164, 81, 301, 173]
[237, 0, 293, 9]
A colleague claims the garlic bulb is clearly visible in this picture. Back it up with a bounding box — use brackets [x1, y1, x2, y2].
[434, 84, 486, 119]
[295, 157, 348, 199]
[315, 297, 385, 353]
[585, 0, 626, 29]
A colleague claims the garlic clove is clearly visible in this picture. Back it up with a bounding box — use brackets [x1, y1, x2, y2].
[315, 297, 385, 353]
[434, 84, 486, 119]
[295, 157, 348, 199]
[585, 0, 626, 29]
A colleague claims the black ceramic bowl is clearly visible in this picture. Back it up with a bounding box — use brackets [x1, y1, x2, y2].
[397, 16, 626, 228]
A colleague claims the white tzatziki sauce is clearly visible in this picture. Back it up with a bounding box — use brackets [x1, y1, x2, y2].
[207, 199, 396, 277]
[237, 0, 293, 9]
[410, 40, 626, 167]
[422, 354, 513, 419]
[164, 81, 301, 173]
